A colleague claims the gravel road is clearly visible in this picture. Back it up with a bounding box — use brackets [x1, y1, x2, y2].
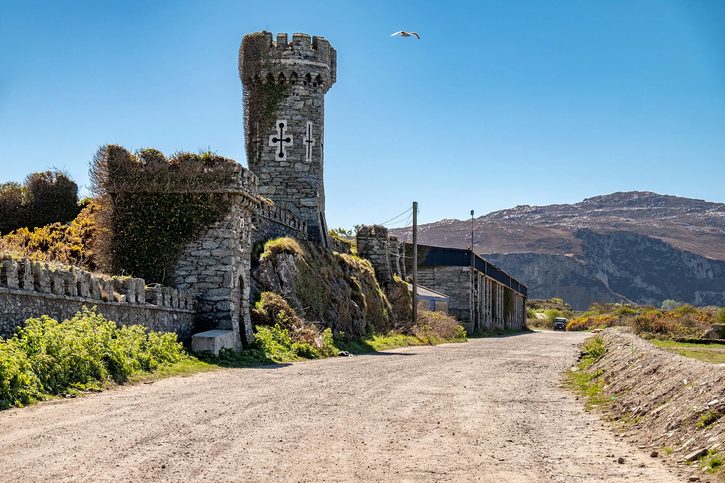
[0, 331, 683, 482]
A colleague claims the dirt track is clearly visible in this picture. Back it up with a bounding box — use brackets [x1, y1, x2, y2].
[0, 332, 683, 482]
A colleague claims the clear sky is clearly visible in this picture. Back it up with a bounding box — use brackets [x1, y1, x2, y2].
[1, 0, 723, 229]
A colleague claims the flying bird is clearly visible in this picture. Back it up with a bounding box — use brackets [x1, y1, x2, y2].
[390, 31, 420, 39]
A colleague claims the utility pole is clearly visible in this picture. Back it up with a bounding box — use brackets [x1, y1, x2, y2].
[470, 209, 475, 330]
[412, 201, 418, 324]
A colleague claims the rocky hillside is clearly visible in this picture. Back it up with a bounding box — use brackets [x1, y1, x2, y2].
[392, 192, 725, 310]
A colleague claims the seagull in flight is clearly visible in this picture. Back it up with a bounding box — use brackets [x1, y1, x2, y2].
[390, 31, 420, 39]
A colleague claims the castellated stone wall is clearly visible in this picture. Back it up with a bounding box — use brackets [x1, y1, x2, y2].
[0, 257, 195, 341]
[101, 145, 261, 348]
[356, 225, 393, 284]
[240, 31, 336, 246]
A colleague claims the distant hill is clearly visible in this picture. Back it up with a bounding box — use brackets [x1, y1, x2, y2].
[391, 192, 725, 310]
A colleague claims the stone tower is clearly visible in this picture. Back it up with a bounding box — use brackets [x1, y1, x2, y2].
[239, 31, 336, 245]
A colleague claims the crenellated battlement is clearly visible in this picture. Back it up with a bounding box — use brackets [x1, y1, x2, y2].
[239, 31, 337, 92]
[0, 255, 194, 310]
[0, 254, 196, 340]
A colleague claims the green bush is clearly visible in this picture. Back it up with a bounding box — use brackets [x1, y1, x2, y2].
[0, 171, 80, 236]
[717, 308, 725, 324]
[0, 308, 187, 408]
[25, 171, 80, 229]
[254, 324, 339, 362]
[0, 182, 27, 235]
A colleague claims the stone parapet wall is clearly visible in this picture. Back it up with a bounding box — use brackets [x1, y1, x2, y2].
[0, 257, 195, 341]
[356, 225, 393, 284]
[252, 200, 309, 246]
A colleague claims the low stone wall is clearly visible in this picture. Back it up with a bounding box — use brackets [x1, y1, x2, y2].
[0, 257, 196, 342]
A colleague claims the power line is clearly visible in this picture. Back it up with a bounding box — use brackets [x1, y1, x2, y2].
[385, 213, 413, 228]
[378, 207, 412, 226]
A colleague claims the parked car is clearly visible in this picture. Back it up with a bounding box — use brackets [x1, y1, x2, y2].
[553, 317, 568, 331]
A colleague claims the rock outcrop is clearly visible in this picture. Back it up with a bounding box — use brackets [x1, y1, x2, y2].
[392, 192, 725, 310]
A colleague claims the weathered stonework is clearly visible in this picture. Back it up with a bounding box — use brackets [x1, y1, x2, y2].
[101, 146, 260, 349]
[356, 225, 393, 285]
[251, 200, 309, 246]
[240, 31, 336, 246]
[0, 257, 195, 341]
[388, 236, 402, 278]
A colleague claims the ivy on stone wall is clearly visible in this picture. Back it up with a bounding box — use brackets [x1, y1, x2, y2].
[90, 145, 234, 284]
[240, 32, 291, 165]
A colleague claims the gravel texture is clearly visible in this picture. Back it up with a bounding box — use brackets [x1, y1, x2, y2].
[0, 331, 682, 482]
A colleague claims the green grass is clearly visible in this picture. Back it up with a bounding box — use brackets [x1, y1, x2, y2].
[650, 339, 725, 364]
[566, 336, 612, 410]
[696, 410, 722, 429]
[339, 332, 466, 353]
[698, 450, 723, 474]
[468, 327, 531, 339]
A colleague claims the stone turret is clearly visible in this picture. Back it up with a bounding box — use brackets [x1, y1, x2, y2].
[239, 31, 337, 246]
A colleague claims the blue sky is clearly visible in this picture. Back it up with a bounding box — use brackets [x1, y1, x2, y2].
[1, 0, 723, 229]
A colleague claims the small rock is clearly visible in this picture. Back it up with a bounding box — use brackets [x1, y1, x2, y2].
[617, 457, 625, 464]
[650, 450, 658, 458]
[688, 476, 700, 482]
[337, 351, 353, 357]
[683, 448, 709, 462]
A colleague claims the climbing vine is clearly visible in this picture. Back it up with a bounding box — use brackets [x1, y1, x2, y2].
[90, 145, 234, 283]
[240, 32, 291, 165]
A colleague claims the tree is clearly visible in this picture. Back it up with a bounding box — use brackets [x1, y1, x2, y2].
[0, 182, 26, 235]
[24, 171, 80, 229]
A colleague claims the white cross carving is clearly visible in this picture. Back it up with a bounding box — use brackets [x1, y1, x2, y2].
[303, 121, 315, 162]
[269, 120, 293, 161]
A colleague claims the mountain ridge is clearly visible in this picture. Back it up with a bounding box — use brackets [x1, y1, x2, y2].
[391, 191, 725, 309]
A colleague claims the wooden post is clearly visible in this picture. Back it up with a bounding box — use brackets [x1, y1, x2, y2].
[412, 201, 418, 324]
[470, 209, 474, 330]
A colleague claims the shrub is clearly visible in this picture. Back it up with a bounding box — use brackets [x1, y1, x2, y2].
[717, 308, 725, 324]
[566, 314, 621, 331]
[0, 200, 100, 270]
[0, 182, 27, 235]
[661, 299, 683, 311]
[0, 171, 80, 235]
[413, 310, 467, 342]
[253, 324, 339, 362]
[251, 291, 339, 358]
[0, 308, 187, 408]
[629, 312, 706, 338]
